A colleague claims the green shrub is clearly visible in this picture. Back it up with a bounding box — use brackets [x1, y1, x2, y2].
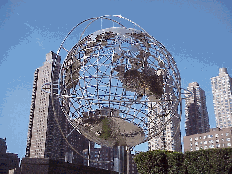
[134, 150, 184, 174]
[134, 148, 232, 174]
[184, 148, 232, 174]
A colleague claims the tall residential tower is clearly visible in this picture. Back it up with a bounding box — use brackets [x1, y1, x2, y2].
[211, 68, 232, 128]
[148, 74, 181, 152]
[185, 82, 210, 136]
[25, 51, 89, 164]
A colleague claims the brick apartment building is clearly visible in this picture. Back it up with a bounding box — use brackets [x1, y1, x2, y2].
[183, 127, 232, 152]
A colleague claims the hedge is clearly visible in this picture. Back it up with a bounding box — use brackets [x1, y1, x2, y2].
[133, 148, 232, 174]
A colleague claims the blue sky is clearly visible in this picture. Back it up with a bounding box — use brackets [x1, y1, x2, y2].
[0, 0, 232, 161]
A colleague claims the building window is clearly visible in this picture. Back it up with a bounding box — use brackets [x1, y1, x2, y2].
[195, 142, 198, 146]
[228, 143, 231, 146]
[216, 144, 220, 148]
[227, 138, 230, 141]
[203, 136, 207, 139]
[216, 139, 219, 143]
[209, 145, 214, 148]
[226, 132, 229, 136]
[195, 137, 198, 141]
[204, 146, 208, 150]
[215, 134, 219, 138]
[204, 141, 207, 144]
[190, 138, 192, 141]
[196, 147, 199, 151]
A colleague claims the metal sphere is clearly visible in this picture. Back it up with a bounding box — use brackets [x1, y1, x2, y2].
[57, 16, 181, 149]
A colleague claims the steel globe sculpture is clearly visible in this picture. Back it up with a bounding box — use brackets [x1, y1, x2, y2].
[51, 15, 181, 163]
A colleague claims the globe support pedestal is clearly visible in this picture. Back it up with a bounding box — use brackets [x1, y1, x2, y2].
[113, 146, 128, 174]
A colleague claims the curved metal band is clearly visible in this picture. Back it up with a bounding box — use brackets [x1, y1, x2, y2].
[57, 15, 125, 55]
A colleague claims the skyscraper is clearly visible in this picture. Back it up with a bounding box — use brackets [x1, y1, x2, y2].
[148, 73, 181, 152]
[185, 82, 210, 136]
[211, 68, 232, 129]
[148, 107, 181, 152]
[25, 51, 89, 164]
